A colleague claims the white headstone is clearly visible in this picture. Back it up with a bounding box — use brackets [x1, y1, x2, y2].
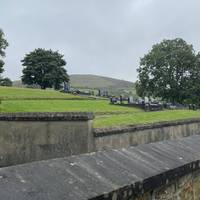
[129, 96, 134, 104]
[144, 96, 149, 104]
[138, 97, 143, 103]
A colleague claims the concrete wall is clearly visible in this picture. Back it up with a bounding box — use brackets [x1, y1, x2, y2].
[0, 112, 94, 167]
[94, 119, 200, 151]
[1, 135, 200, 200]
[1, 112, 200, 168]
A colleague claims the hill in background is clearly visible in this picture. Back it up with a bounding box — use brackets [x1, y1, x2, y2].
[70, 74, 136, 97]
[13, 74, 137, 97]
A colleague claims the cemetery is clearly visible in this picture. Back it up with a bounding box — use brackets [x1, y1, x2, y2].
[0, 86, 200, 129]
[0, 67, 199, 199]
[110, 96, 164, 111]
[1, 3, 200, 198]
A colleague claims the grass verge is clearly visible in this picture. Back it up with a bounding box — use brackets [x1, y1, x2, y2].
[94, 110, 200, 128]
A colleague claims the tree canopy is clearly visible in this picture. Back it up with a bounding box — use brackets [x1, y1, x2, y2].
[21, 48, 69, 89]
[0, 29, 9, 74]
[136, 38, 200, 103]
[0, 77, 12, 87]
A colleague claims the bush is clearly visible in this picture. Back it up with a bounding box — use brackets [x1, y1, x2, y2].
[0, 78, 12, 86]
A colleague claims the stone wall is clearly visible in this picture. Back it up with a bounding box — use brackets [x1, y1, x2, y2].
[134, 171, 200, 200]
[0, 112, 94, 167]
[1, 135, 200, 200]
[94, 119, 200, 151]
[1, 112, 200, 168]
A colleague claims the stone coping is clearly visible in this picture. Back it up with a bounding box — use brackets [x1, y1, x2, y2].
[94, 118, 200, 137]
[0, 112, 94, 121]
[0, 135, 200, 199]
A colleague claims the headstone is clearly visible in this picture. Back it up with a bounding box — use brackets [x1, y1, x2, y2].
[144, 96, 149, 104]
[98, 90, 101, 96]
[138, 97, 143, 104]
[120, 95, 123, 104]
[150, 97, 154, 103]
[129, 96, 134, 104]
[64, 82, 70, 92]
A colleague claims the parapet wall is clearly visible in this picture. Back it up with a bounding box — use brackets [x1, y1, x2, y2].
[0, 112, 94, 167]
[0, 112, 200, 168]
[94, 119, 200, 151]
[1, 135, 200, 200]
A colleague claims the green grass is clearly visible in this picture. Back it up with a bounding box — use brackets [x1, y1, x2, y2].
[0, 86, 83, 100]
[0, 100, 142, 113]
[1, 86, 200, 129]
[94, 110, 200, 128]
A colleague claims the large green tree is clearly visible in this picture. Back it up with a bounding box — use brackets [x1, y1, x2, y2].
[0, 29, 8, 74]
[136, 38, 197, 103]
[21, 48, 69, 89]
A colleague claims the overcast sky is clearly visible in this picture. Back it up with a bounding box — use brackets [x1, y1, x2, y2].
[1, 0, 200, 82]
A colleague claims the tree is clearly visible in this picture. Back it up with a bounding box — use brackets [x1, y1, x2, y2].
[21, 48, 69, 89]
[0, 77, 12, 86]
[136, 38, 196, 103]
[0, 29, 9, 74]
[186, 53, 200, 104]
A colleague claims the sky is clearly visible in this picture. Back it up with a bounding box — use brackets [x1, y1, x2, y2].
[1, 0, 200, 82]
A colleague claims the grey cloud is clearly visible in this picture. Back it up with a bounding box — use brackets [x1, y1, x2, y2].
[0, 0, 200, 81]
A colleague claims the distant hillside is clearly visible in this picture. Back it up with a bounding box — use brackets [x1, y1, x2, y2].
[13, 74, 137, 97]
[70, 74, 136, 97]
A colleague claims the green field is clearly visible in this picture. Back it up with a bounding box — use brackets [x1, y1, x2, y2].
[0, 86, 82, 100]
[0, 86, 140, 114]
[0, 99, 141, 113]
[0, 86, 200, 128]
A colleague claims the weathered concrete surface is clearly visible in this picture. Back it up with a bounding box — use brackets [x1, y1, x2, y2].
[1, 113, 200, 168]
[94, 119, 200, 151]
[0, 112, 94, 167]
[1, 135, 200, 199]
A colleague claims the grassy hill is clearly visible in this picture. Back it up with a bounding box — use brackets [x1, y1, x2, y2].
[70, 74, 136, 96]
[70, 74, 133, 88]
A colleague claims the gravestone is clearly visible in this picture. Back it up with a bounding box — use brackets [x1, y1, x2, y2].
[64, 82, 70, 92]
[129, 96, 134, 104]
[144, 96, 149, 104]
